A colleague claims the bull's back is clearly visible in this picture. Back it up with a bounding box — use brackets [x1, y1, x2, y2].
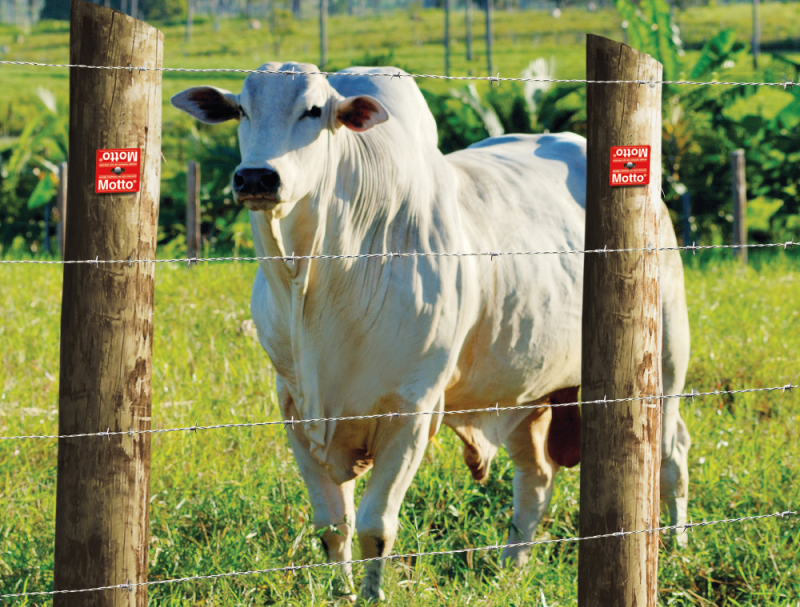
[443, 134, 587, 408]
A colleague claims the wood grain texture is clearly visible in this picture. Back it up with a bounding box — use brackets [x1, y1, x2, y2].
[186, 161, 201, 258]
[53, 2, 162, 606]
[578, 35, 663, 607]
[731, 149, 747, 265]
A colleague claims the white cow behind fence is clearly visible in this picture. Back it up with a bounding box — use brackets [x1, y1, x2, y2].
[172, 64, 691, 601]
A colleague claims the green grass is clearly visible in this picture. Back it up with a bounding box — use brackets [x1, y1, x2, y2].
[0, 251, 798, 605]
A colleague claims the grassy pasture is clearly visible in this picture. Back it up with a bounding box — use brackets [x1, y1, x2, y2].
[0, 251, 798, 605]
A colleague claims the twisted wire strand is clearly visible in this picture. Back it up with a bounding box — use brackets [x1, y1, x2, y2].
[0, 240, 795, 266]
[1, 60, 798, 89]
[0, 509, 794, 600]
[1, 384, 794, 442]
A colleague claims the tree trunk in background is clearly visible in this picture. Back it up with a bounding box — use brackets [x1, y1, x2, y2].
[293, 0, 302, 19]
[485, 0, 493, 76]
[53, 2, 162, 606]
[465, 0, 473, 61]
[319, 0, 328, 67]
[579, 34, 663, 607]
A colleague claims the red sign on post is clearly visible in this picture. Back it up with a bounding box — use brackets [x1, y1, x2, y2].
[95, 148, 141, 194]
[609, 145, 651, 187]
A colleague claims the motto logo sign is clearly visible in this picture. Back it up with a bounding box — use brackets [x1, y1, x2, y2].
[95, 148, 141, 194]
[609, 145, 651, 187]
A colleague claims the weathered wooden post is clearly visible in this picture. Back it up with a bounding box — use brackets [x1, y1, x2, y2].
[731, 149, 747, 265]
[56, 161, 68, 258]
[752, 0, 760, 68]
[186, 161, 201, 259]
[465, 0, 473, 61]
[681, 191, 691, 247]
[186, 0, 194, 42]
[54, 2, 162, 606]
[579, 35, 663, 607]
[43, 202, 51, 254]
[320, 0, 328, 67]
[444, 0, 451, 76]
[485, 0, 493, 76]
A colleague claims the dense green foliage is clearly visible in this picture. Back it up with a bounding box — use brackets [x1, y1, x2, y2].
[1, 252, 798, 604]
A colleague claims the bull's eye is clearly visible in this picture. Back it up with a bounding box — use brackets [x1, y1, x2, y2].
[300, 106, 322, 120]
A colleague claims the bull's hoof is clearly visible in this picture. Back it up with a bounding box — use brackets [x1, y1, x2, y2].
[500, 545, 530, 568]
[358, 587, 385, 603]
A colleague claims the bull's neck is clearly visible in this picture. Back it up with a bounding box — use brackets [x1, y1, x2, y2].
[250, 124, 437, 289]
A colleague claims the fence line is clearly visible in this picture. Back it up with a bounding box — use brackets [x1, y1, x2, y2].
[1, 384, 794, 442]
[0, 240, 795, 266]
[1, 59, 799, 89]
[0, 509, 794, 601]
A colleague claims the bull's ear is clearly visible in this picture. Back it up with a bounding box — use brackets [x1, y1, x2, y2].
[171, 86, 240, 124]
[335, 95, 389, 132]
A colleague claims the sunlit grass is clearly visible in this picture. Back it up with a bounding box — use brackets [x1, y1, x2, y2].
[0, 251, 798, 605]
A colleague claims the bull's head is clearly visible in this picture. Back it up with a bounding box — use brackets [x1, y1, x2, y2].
[171, 62, 389, 212]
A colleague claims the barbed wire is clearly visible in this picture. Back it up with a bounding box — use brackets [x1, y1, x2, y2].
[1, 384, 793, 442]
[0, 509, 794, 600]
[0, 60, 798, 90]
[0, 240, 795, 266]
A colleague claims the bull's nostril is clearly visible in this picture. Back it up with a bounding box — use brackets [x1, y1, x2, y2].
[233, 172, 246, 191]
[260, 171, 280, 190]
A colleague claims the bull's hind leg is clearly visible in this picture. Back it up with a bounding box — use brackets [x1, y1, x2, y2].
[502, 388, 580, 567]
[502, 406, 559, 567]
[660, 211, 692, 544]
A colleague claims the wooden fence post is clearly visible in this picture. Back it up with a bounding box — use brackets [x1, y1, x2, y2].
[186, 161, 201, 259]
[731, 149, 747, 265]
[752, 0, 760, 69]
[186, 0, 194, 41]
[444, 0, 451, 76]
[485, 0, 493, 76]
[579, 35, 663, 607]
[681, 191, 691, 247]
[465, 0, 473, 61]
[54, 2, 162, 606]
[56, 161, 68, 258]
[320, 0, 328, 67]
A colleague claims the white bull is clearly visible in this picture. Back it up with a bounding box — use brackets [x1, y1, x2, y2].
[172, 64, 691, 601]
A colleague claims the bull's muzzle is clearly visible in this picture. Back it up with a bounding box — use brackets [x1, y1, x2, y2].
[232, 168, 281, 208]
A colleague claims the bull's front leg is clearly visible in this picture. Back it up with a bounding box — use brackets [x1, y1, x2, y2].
[355, 408, 433, 602]
[284, 415, 357, 599]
